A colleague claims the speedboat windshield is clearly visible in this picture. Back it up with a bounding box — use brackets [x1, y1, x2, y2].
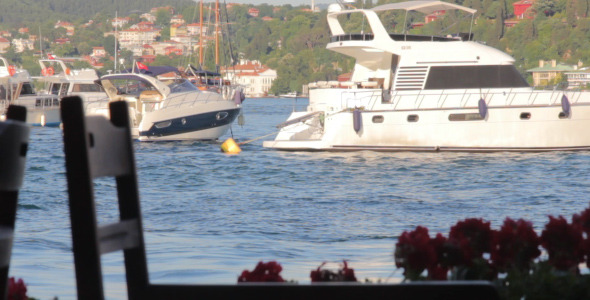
[164, 78, 199, 94]
[102, 78, 157, 97]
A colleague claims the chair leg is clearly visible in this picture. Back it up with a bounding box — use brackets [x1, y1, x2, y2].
[0, 191, 18, 300]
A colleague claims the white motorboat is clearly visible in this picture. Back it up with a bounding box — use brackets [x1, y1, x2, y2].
[37, 59, 109, 114]
[0, 56, 60, 126]
[263, 0, 590, 152]
[96, 66, 241, 141]
[279, 92, 299, 98]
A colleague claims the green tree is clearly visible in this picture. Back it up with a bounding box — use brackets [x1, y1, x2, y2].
[155, 9, 172, 27]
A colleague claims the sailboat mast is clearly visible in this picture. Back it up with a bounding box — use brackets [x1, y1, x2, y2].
[215, 0, 220, 72]
[199, 0, 204, 66]
[39, 27, 43, 58]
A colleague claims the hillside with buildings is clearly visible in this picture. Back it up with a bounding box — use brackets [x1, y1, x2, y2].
[2, 0, 590, 95]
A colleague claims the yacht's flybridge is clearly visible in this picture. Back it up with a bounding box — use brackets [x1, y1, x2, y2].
[323, 0, 520, 91]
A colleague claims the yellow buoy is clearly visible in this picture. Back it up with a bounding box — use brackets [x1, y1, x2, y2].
[220, 138, 242, 154]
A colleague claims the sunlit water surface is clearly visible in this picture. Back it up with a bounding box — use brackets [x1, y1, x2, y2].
[13, 98, 590, 299]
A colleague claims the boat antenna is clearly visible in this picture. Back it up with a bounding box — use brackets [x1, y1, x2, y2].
[468, 12, 474, 41]
[222, 0, 237, 67]
[199, 0, 204, 67]
[403, 9, 409, 41]
[115, 11, 118, 72]
[360, 0, 366, 33]
[39, 27, 43, 59]
[215, 0, 220, 74]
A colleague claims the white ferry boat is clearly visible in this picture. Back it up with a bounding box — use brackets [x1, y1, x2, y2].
[0, 56, 61, 126]
[96, 66, 241, 141]
[263, 1, 590, 152]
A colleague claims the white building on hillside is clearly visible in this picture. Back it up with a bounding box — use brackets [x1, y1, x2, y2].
[221, 59, 277, 97]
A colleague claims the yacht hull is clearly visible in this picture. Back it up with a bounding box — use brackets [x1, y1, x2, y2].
[264, 104, 590, 152]
[7, 97, 62, 127]
[138, 104, 241, 141]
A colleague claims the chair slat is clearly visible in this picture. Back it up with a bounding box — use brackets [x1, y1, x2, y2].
[85, 116, 132, 178]
[0, 228, 13, 268]
[0, 121, 30, 191]
[98, 219, 140, 254]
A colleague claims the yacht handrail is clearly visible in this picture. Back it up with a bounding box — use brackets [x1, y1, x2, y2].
[330, 33, 374, 42]
[388, 89, 590, 111]
[160, 91, 228, 109]
[340, 89, 382, 110]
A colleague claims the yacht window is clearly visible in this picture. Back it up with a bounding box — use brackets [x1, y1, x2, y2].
[448, 113, 484, 121]
[20, 83, 36, 95]
[520, 112, 531, 120]
[407, 114, 419, 122]
[168, 79, 199, 93]
[50, 83, 61, 95]
[425, 65, 529, 89]
[60, 83, 70, 96]
[372, 115, 384, 123]
[72, 84, 104, 93]
[35, 98, 41, 107]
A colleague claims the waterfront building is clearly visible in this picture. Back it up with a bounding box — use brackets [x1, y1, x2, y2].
[222, 59, 277, 98]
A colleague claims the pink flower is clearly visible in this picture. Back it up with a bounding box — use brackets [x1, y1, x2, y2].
[394, 226, 437, 279]
[491, 218, 540, 272]
[540, 216, 584, 271]
[238, 261, 285, 282]
[7, 277, 27, 300]
[310, 260, 357, 282]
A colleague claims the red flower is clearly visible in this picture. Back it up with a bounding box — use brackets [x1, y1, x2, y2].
[7, 277, 27, 300]
[394, 226, 437, 279]
[238, 261, 285, 282]
[427, 233, 449, 280]
[310, 260, 357, 282]
[572, 208, 590, 268]
[491, 218, 541, 272]
[540, 216, 584, 271]
[573, 208, 590, 234]
[448, 218, 493, 264]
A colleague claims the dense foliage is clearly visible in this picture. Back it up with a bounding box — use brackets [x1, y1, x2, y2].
[2, 0, 590, 93]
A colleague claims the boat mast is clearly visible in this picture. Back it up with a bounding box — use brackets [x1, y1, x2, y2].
[39, 27, 43, 58]
[215, 0, 220, 73]
[199, 0, 204, 67]
[115, 11, 118, 72]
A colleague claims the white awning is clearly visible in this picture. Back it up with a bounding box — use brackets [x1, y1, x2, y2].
[371, 1, 477, 15]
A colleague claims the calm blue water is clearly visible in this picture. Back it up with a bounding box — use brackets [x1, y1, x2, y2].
[12, 97, 590, 299]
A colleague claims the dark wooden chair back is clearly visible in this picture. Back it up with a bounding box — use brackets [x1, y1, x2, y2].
[0, 105, 29, 300]
[61, 96, 499, 300]
[61, 96, 149, 300]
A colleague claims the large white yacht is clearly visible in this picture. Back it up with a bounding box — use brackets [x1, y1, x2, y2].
[0, 56, 61, 126]
[263, 1, 590, 152]
[96, 66, 242, 141]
